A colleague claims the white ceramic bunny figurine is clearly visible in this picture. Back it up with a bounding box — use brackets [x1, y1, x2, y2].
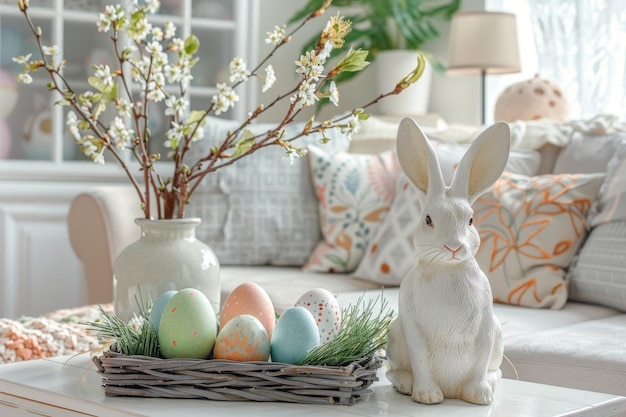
[386, 117, 510, 405]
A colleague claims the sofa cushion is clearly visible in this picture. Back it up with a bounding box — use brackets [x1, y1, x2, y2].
[474, 172, 604, 309]
[303, 146, 401, 273]
[186, 116, 351, 266]
[352, 146, 542, 286]
[568, 220, 626, 312]
[502, 315, 626, 396]
[552, 130, 626, 175]
[588, 137, 626, 227]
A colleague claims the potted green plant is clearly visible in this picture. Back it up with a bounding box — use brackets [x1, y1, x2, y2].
[289, 0, 460, 115]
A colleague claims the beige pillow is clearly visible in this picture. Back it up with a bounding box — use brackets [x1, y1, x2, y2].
[474, 172, 604, 309]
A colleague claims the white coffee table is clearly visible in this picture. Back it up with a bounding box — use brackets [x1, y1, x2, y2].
[1, 355, 625, 417]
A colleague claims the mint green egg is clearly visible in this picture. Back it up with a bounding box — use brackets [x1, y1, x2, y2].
[158, 288, 217, 359]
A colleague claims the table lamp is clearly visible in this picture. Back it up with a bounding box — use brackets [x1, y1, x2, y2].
[447, 11, 521, 125]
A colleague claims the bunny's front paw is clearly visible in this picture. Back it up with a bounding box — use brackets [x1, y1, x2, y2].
[412, 383, 444, 404]
[461, 379, 494, 405]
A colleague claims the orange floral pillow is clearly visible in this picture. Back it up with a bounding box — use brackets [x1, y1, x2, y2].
[474, 172, 605, 309]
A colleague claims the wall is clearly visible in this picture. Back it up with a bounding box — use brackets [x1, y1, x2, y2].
[254, 0, 538, 126]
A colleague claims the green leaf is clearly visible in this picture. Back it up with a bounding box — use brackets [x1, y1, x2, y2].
[229, 130, 255, 159]
[184, 34, 200, 55]
[336, 48, 370, 73]
[87, 76, 118, 103]
[187, 110, 207, 126]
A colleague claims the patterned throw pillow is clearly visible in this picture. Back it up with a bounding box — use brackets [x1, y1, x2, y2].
[186, 116, 351, 266]
[303, 146, 401, 273]
[473, 172, 604, 309]
[352, 144, 542, 286]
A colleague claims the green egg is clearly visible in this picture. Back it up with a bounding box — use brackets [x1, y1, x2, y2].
[158, 288, 217, 359]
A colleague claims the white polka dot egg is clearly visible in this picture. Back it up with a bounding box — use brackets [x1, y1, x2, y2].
[295, 288, 342, 342]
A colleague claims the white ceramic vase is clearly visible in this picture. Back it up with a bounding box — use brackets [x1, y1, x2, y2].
[113, 217, 220, 322]
[375, 49, 433, 116]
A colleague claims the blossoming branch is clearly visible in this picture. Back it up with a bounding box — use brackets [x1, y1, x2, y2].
[14, 0, 425, 219]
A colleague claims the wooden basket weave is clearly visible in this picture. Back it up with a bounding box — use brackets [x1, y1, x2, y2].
[92, 352, 381, 405]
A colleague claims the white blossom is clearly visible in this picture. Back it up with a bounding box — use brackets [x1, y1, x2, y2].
[97, 5, 125, 32]
[318, 40, 334, 61]
[130, 16, 152, 42]
[151, 27, 164, 42]
[164, 121, 184, 149]
[116, 98, 133, 117]
[341, 114, 361, 139]
[66, 111, 80, 140]
[295, 50, 325, 81]
[283, 146, 307, 165]
[93, 64, 114, 88]
[329, 81, 339, 106]
[82, 140, 105, 164]
[228, 57, 249, 83]
[212, 83, 239, 115]
[165, 95, 188, 118]
[108, 117, 134, 150]
[42, 45, 60, 56]
[168, 38, 185, 53]
[16, 73, 33, 84]
[146, 80, 165, 102]
[262, 64, 276, 92]
[291, 80, 317, 110]
[164, 21, 176, 39]
[265, 25, 286, 45]
[143, 0, 160, 14]
[163, 63, 182, 83]
[12, 54, 31, 65]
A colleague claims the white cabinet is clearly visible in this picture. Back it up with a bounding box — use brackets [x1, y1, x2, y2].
[0, 0, 257, 318]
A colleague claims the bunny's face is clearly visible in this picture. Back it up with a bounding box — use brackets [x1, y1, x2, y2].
[413, 195, 480, 266]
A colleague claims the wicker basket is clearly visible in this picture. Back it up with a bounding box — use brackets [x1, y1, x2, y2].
[92, 352, 382, 405]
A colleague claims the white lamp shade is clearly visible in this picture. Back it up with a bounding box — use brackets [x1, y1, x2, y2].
[447, 11, 521, 75]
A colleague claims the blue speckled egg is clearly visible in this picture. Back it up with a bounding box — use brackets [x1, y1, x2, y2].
[270, 306, 320, 364]
[158, 288, 217, 359]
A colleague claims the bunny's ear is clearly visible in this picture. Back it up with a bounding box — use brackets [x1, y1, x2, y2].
[450, 122, 511, 204]
[396, 118, 446, 205]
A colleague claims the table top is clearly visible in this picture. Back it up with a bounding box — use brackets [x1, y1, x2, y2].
[1, 355, 626, 417]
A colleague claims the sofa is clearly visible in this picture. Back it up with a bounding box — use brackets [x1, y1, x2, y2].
[67, 114, 626, 397]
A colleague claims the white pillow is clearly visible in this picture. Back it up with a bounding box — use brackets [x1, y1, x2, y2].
[553, 131, 626, 174]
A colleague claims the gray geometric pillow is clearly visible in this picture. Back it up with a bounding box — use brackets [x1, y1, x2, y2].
[186, 116, 351, 266]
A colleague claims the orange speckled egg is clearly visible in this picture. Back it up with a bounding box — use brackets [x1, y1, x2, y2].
[213, 315, 270, 361]
[220, 282, 275, 338]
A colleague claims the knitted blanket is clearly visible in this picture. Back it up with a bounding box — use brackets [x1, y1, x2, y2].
[0, 304, 112, 364]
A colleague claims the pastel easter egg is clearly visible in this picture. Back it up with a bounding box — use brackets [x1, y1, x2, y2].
[158, 288, 217, 359]
[213, 314, 270, 362]
[295, 288, 342, 342]
[270, 306, 320, 364]
[220, 282, 275, 338]
[149, 290, 177, 331]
